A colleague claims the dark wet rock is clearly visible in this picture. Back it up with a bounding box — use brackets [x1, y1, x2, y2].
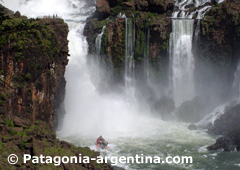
[177, 96, 205, 123]
[35, 134, 45, 140]
[93, 0, 111, 20]
[147, 0, 174, 13]
[207, 104, 240, 152]
[208, 119, 240, 151]
[207, 137, 235, 151]
[237, 145, 240, 151]
[61, 140, 72, 148]
[208, 104, 240, 135]
[154, 96, 176, 120]
[188, 124, 198, 130]
[107, 0, 118, 7]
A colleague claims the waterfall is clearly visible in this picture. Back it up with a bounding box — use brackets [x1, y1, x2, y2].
[144, 27, 150, 82]
[170, 0, 214, 107]
[125, 18, 135, 88]
[172, 0, 212, 19]
[196, 6, 212, 19]
[169, 19, 195, 107]
[232, 63, 240, 99]
[95, 25, 106, 55]
[197, 102, 229, 128]
[194, 20, 201, 42]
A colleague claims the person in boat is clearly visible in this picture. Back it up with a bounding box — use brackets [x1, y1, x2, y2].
[96, 135, 108, 149]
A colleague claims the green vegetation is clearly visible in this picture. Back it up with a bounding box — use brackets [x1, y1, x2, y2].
[147, 12, 159, 18]
[0, 100, 4, 106]
[102, 28, 109, 55]
[9, 129, 18, 136]
[25, 73, 31, 80]
[135, 30, 144, 56]
[1, 93, 7, 100]
[0, 14, 63, 63]
[5, 119, 14, 127]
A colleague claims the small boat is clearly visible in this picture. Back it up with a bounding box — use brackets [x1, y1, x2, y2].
[96, 141, 108, 149]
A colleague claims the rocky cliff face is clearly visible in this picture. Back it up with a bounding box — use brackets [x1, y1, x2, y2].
[207, 104, 240, 151]
[196, 0, 240, 102]
[0, 6, 68, 129]
[84, 0, 173, 83]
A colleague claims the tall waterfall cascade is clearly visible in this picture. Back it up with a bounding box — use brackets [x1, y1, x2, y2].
[232, 63, 240, 100]
[169, 19, 195, 107]
[125, 18, 135, 88]
[144, 27, 150, 82]
[95, 26, 106, 55]
[169, 0, 219, 107]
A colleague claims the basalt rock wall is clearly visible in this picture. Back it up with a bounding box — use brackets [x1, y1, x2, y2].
[0, 5, 69, 129]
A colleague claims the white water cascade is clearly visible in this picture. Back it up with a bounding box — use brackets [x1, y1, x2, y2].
[172, 0, 212, 19]
[170, 0, 213, 107]
[124, 18, 136, 101]
[169, 19, 195, 106]
[125, 18, 135, 88]
[95, 25, 106, 55]
[143, 27, 150, 82]
[232, 63, 240, 100]
[197, 102, 229, 128]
